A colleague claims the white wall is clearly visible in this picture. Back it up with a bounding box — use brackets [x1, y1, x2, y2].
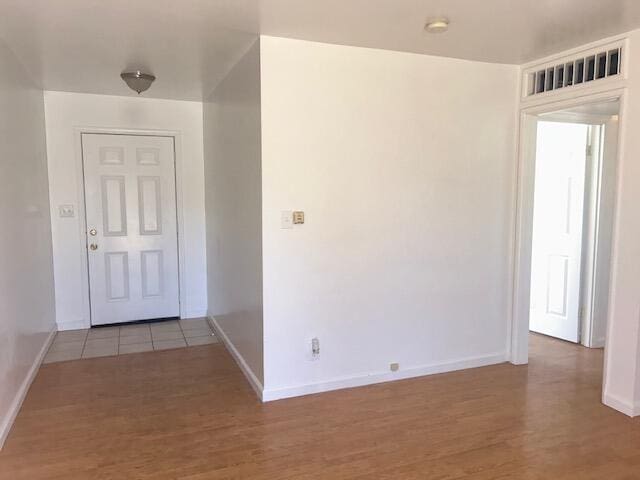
[259, 36, 519, 397]
[44, 91, 207, 330]
[602, 30, 640, 416]
[0, 40, 56, 447]
[204, 40, 264, 386]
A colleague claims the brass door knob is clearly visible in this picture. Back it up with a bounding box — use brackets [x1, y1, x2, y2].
[89, 244, 98, 251]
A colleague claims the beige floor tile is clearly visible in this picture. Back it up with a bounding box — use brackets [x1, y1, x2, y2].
[186, 335, 218, 346]
[48, 341, 85, 354]
[48, 320, 196, 361]
[118, 342, 154, 354]
[183, 327, 213, 338]
[54, 329, 88, 343]
[82, 347, 118, 359]
[87, 327, 120, 339]
[119, 332, 151, 345]
[150, 321, 181, 333]
[43, 350, 83, 363]
[179, 318, 209, 331]
[120, 324, 151, 337]
[151, 330, 184, 341]
[84, 337, 119, 349]
[153, 338, 186, 351]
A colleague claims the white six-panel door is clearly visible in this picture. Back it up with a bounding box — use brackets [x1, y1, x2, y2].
[529, 122, 589, 342]
[82, 133, 179, 325]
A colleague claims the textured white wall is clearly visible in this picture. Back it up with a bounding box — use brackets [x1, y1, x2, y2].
[44, 91, 207, 330]
[602, 30, 640, 416]
[259, 36, 519, 396]
[0, 40, 56, 446]
[204, 40, 264, 385]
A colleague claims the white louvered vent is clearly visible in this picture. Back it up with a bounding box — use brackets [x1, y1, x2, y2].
[525, 43, 623, 97]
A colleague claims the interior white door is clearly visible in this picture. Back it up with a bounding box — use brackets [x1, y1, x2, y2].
[82, 133, 179, 325]
[529, 121, 589, 342]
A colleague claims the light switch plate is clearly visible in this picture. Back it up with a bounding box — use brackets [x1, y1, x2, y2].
[59, 204, 75, 218]
[293, 211, 305, 224]
[281, 211, 293, 229]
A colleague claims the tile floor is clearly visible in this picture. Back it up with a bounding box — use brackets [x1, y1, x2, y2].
[43, 318, 219, 364]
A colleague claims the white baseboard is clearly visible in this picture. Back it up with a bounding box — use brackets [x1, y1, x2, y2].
[182, 309, 208, 319]
[0, 325, 57, 449]
[207, 315, 264, 400]
[262, 352, 508, 402]
[603, 392, 640, 417]
[56, 320, 89, 331]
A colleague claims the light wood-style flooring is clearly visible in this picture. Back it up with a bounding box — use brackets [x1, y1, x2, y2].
[0, 334, 638, 479]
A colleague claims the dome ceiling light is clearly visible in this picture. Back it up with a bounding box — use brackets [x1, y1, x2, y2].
[120, 70, 156, 94]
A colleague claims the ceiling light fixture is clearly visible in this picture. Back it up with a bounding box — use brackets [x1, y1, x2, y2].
[425, 19, 449, 34]
[120, 70, 156, 94]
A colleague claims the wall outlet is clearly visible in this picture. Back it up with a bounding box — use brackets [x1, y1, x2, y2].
[390, 362, 399, 372]
[311, 337, 320, 358]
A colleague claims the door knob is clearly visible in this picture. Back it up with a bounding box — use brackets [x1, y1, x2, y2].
[89, 244, 98, 251]
[89, 228, 97, 236]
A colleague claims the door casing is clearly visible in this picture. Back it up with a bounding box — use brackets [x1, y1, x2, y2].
[72, 127, 190, 328]
[510, 88, 625, 366]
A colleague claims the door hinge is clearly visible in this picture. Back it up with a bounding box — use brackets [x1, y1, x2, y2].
[585, 144, 593, 157]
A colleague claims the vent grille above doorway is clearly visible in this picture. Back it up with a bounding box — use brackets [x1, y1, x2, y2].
[524, 42, 624, 97]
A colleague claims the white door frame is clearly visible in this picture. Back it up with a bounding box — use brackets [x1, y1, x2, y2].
[73, 127, 189, 326]
[510, 88, 626, 365]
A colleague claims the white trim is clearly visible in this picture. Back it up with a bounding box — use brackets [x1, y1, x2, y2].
[262, 352, 508, 402]
[520, 38, 628, 102]
[0, 326, 57, 449]
[183, 309, 208, 319]
[510, 88, 626, 365]
[603, 392, 640, 417]
[510, 111, 538, 364]
[521, 32, 630, 70]
[70, 126, 190, 329]
[520, 83, 628, 113]
[505, 66, 525, 361]
[207, 315, 264, 400]
[56, 320, 91, 332]
[206, 320, 505, 403]
[580, 124, 603, 348]
[172, 133, 189, 318]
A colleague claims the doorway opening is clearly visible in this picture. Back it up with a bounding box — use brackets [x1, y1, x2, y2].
[527, 99, 620, 350]
[81, 132, 181, 326]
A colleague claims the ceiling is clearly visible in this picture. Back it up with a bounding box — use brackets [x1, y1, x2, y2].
[1, 0, 640, 101]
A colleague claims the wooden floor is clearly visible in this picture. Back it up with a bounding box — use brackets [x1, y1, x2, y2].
[1, 335, 638, 479]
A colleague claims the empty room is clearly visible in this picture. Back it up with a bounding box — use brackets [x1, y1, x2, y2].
[1, 1, 640, 478]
